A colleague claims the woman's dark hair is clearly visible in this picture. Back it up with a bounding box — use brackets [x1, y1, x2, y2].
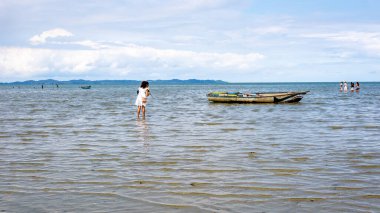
[140, 81, 149, 89]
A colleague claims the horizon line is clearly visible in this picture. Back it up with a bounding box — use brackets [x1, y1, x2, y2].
[0, 78, 378, 84]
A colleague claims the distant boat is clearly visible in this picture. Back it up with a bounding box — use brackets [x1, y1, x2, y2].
[207, 91, 309, 103]
[80, 85, 91, 89]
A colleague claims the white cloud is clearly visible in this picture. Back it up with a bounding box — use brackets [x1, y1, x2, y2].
[71, 40, 110, 49]
[301, 31, 380, 56]
[163, 0, 227, 12]
[0, 44, 264, 80]
[251, 26, 288, 35]
[30, 28, 73, 45]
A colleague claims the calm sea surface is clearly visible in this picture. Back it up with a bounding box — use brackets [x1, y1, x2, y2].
[1, 82, 379, 212]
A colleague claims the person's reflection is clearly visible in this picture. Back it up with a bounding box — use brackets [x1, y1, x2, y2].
[136, 119, 150, 152]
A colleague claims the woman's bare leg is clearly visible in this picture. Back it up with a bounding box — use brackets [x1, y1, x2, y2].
[137, 106, 141, 118]
[142, 106, 146, 118]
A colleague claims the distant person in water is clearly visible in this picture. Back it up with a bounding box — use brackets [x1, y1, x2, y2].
[343, 81, 348, 92]
[350, 82, 355, 92]
[135, 81, 150, 118]
[356, 82, 360, 91]
[339, 82, 343, 91]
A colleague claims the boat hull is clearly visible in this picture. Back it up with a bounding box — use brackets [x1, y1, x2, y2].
[256, 91, 309, 97]
[207, 91, 308, 104]
[207, 96, 276, 103]
[80, 85, 91, 89]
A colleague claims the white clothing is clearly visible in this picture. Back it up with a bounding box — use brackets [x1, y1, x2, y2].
[343, 82, 348, 92]
[135, 87, 148, 106]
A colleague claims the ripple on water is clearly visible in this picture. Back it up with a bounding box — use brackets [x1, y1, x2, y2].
[137, 161, 178, 166]
[159, 168, 245, 173]
[1, 83, 380, 212]
[264, 168, 302, 174]
[285, 197, 326, 202]
[169, 191, 273, 199]
[290, 157, 310, 162]
[352, 164, 380, 169]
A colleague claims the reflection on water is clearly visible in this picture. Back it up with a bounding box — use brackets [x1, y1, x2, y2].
[0, 83, 380, 212]
[136, 119, 150, 152]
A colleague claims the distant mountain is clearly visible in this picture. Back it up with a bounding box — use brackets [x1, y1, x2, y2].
[0, 79, 228, 85]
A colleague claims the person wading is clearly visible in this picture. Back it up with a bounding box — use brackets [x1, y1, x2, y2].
[135, 81, 150, 119]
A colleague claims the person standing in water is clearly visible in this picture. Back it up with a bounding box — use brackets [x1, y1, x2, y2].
[343, 81, 348, 92]
[350, 82, 355, 92]
[356, 82, 360, 91]
[339, 82, 343, 91]
[135, 81, 150, 118]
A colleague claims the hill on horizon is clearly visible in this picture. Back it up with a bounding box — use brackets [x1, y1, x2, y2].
[0, 79, 228, 85]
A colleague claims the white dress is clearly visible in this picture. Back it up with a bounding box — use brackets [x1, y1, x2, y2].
[135, 87, 148, 106]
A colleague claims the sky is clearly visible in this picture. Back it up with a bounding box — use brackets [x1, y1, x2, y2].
[1, 0, 380, 82]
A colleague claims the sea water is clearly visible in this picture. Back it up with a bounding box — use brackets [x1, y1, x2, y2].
[0, 82, 379, 212]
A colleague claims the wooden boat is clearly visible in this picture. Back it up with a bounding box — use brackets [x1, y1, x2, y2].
[80, 85, 91, 89]
[256, 91, 309, 97]
[207, 91, 309, 103]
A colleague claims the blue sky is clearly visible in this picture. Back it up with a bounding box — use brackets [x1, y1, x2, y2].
[1, 0, 380, 82]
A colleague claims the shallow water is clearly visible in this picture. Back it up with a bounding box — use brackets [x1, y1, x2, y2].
[1, 83, 380, 212]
